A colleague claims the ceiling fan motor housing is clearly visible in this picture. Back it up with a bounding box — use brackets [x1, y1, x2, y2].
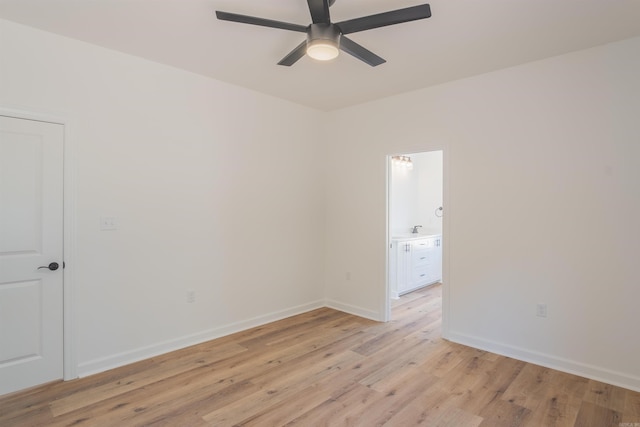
[307, 23, 341, 48]
[306, 23, 341, 60]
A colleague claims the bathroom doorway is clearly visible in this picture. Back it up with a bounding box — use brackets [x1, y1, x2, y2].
[387, 150, 443, 320]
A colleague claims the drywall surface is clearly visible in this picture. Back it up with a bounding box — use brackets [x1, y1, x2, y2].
[0, 19, 326, 375]
[325, 36, 640, 390]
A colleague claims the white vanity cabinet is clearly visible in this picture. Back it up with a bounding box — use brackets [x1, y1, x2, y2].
[390, 235, 442, 298]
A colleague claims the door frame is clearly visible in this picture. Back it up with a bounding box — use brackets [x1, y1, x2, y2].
[384, 147, 450, 339]
[1, 106, 77, 381]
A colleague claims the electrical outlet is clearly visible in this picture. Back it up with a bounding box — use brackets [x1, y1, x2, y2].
[536, 303, 547, 318]
[186, 290, 196, 304]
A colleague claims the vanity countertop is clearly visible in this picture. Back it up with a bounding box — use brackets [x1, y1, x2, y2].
[392, 233, 441, 241]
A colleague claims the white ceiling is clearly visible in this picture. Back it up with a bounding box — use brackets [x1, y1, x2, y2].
[1, 0, 640, 111]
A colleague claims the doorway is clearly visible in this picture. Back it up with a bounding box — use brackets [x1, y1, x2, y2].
[387, 150, 443, 320]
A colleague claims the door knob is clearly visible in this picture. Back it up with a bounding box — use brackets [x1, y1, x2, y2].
[38, 262, 59, 271]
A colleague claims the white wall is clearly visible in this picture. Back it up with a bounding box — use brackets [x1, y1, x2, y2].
[325, 36, 640, 391]
[390, 151, 443, 236]
[0, 19, 326, 375]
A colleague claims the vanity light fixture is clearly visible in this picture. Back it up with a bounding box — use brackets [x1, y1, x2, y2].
[392, 155, 413, 170]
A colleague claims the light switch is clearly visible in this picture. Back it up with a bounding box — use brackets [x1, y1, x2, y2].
[536, 303, 547, 318]
[100, 217, 118, 231]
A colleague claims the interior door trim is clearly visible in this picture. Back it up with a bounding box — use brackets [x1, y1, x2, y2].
[384, 146, 450, 340]
[0, 106, 77, 381]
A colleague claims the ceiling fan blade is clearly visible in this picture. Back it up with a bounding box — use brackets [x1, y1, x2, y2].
[277, 41, 308, 66]
[339, 36, 386, 67]
[307, 0, 330, 24]
[336, 4, 431, 35]
[216, 11, 307, 32]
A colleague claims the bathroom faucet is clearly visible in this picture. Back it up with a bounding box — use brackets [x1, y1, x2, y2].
[411, 225, 422, 234]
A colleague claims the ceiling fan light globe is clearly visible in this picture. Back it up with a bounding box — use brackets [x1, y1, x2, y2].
[307, 41, 339, 61]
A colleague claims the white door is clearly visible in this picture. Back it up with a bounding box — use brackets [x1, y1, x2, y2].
[0, 115, 64, 396]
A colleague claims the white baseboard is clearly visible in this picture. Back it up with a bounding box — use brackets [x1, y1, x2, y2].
[77, 300, 325, 378]
[324, 299, 382, 321]
[447, 330, 640, 393]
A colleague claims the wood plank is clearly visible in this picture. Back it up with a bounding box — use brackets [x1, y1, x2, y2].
[284, 382, 380, 426]
[431, 407, 484, 427]
[49, 342, 248, 416]
[622, 389, 640, 423]
[382, 381, 460, 425]
[521, 392, 582, 427]
[201, 350, 365, 425]
[239, 376, 353, 426]
[353, 368, 442, 426]
[478, 399, 531, 426]
[582, 379, 628, 413]
[573, 401, 622, 427]
[352, 310, 439, 357]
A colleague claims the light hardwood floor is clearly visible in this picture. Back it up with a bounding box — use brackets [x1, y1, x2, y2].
[1, 284, 639, 426]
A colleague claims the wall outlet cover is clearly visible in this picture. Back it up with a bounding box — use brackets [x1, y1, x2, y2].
[536, 303, 548, 318]
[100, 217, 118, 231]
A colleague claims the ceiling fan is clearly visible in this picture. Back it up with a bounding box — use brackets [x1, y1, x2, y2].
[215, 0, 431, 67]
